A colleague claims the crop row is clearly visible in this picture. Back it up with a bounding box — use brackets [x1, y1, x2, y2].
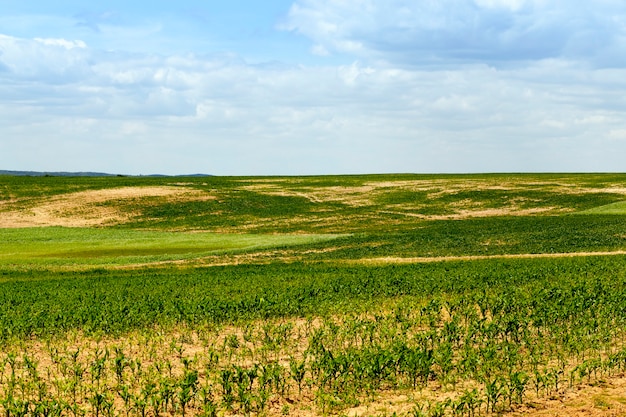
[1, 255, 626, 415]
[0, 256, 625, 339]
[1, 282, 625, 416]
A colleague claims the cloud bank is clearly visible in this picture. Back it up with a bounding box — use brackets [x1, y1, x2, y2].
[283, 0, 626, 67]
[1, 1, 626, 174]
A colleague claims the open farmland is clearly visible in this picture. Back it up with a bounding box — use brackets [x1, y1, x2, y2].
[1, 173, 626, 416]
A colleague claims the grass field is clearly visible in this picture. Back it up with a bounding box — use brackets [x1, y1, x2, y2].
[0, 227, 341, 269]
[580, 200, 626, 215]
[1, 173, 626, 417]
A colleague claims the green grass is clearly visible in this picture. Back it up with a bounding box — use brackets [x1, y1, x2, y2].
[579, 200, 626, 214]
[0, 175, 159, 201]
[308, 214, 626, 259]
[0, 227, 342, 268]
[1, 254, 625, 338]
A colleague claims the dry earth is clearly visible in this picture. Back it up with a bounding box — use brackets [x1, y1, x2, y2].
[241, 178, 626, 209]
[2, 178, 626, 229]
[99, 249, 626, 270]
[504, 378, 626, 417]
[242, 178, 626, 220]
[0, 186, 213, 228]
[7, 323, 626, 417]
[346, 251, 626, 266]
[341, 379, 626, 417]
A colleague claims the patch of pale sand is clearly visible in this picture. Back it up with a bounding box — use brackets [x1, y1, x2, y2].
[242, 179, 508, 207]
[244, 176, 626, 194]
[365, 179, 626, 199]
[453, 206, 570, 218]
[341, 379, 626, 417]
[100, 246, 346, 270]
[343, 393, 416, 417]
[89, 249, 626, 271]
[346, 251, 626, 266]
[240, 177, 626, 215]
[559, 186, 626, 196]
[368, 178, 572, 192]
[243, 180, 485, 207]
[367, 179, 512, 192]
[242, 178, 626, 210]
[380, 206, 568, 220]
[505, 377, 626, 417]
[241, 183, 381, 206]
[0, 186, 214, 228]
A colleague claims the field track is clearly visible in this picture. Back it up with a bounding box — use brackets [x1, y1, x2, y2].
[348, 250, 626, 265]
[105, 250, 626, 270]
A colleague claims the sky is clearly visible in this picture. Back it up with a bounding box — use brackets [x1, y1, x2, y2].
[1, 0, 626, 175]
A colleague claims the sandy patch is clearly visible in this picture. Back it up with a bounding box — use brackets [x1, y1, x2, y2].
[505, 378, 626, 417]
[380, 206, 568, 220]
[8, 323, 626, 417]
[241, 183, 381, 207]
[75, 249, 626, 271]
[0, 186, 214, 228]
[346, 377, 626, 417]
[240, 178, 626, 216]
[345, 250, 626, 266]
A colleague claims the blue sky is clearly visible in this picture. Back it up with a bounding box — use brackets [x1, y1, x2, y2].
[1, 0, 626, 175]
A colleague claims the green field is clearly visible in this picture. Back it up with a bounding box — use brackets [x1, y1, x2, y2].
[1, 173, 626, 416]
[0, 227, 341, 268]
[580, 200, 626, 215]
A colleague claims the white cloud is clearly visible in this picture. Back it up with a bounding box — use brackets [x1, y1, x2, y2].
[34, 38, 87, 49]
[609, 129, 626, 141]
[0, 34, 91, 80]
[2, 32, 626, 174]
[282, 0, 626, 67]
[337, 62, 375, 86]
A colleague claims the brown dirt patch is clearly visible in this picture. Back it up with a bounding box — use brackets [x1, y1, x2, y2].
[240, 177, 625, 219]
[0, 186, 214, 228]
[241, 183, 380, 207]
[344, 378, 626, 417]
[380, 206, 568, 220]
[505, 378, 626, 416]
[346, 251, 626, 266]
[124, 248, 626, 270]
[7, 323, 626, 417]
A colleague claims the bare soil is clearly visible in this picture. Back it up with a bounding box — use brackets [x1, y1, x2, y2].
[7, 323, 626, 417]
[241, 177, 626, 219]
[0, 186, 214, 228]
[347, 251, 626, 266]
[505, 377, 626, 417]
